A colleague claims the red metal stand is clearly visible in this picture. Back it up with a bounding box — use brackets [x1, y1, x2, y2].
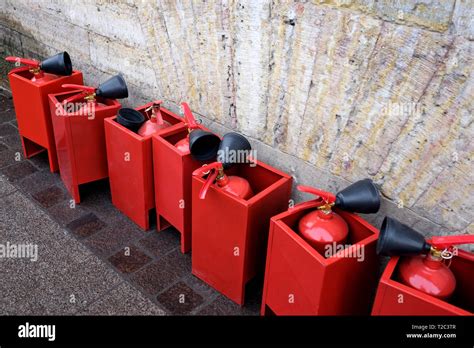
[192, 161, 292, 305]
[152, 126, 214, 253]
[7, 67, 83, 172]
[371, 249, 474, 315]
[48, 90, 121, 203]
[104, 103, 184, 230]
[260, 200, 379, 315]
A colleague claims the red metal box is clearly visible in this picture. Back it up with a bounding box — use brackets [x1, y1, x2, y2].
[152, 126, 215, 253]
[104, 103, 184, 230]
[371, 250, 474, 315]
[260, 200, 379, 315]
[48, 90, 121, 203]
[8, 67, 83, 172]
[191, 161, 292, 305]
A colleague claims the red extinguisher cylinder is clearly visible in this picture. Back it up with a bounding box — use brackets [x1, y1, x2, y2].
[298, 209, 349, 255]
[137, 101, 171, 137]
[192, 162, 253, 200]
[216, 173, 253, 200]
[175, 137, 190, 154]
[296, 185, 348, 256]
[378, 217, 474, 300]
[398, 254, 456, 300]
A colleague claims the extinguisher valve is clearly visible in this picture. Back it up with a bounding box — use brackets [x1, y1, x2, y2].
[29, 66, 41, 75]
[144, 101, 163, 123]
[440, 248, 455, 260]
[145, 101, 162, 115]
[429, 246, 455, 260]
[61, 84, 97, 104]
[317, 202, 335, 214]
[192, 162, 226, 199]
[84, 93, 96, 102]
[297, 185, 337, 212]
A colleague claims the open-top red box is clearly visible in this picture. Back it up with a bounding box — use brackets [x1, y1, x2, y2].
[152, 126, 216, 253]
[48, 90, 121, 203]
[372, 249, 474, 315]
[8, 67, 83, 172]
[104, 104, 184, 230]
[261, 200, 379, 315]
[192, 160, 292, 305]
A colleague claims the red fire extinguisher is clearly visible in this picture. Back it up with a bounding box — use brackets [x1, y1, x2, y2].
[377, 216, 474, 300]
[5, 52, 73, 84]
[137, 101, 171, 137]
[297, 179, 380, 255]
[61, 74, 128, 114]
[192, 131, 253, 199]
[192, 161, 253, 200]
[174, 102, 220, 161]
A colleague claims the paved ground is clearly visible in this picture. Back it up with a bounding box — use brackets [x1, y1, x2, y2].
[0, 91, 260, 315]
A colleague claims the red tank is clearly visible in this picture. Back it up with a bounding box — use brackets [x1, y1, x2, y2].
[138, 102, 171, 137]
[298, 209, 348, 255]
[175, 137, 190, 154]
[193, 162, 253, 200]
[398, 235, 474, 299]
[398, 254, 456, 300]
[377, 219, 474, 300]
[297, 186, 349, 255]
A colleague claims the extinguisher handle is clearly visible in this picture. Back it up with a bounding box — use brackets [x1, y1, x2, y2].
[62, 84, 96, 93]
[144, 101, 163, 122]
[181, 102, 199, 130]
[192, 162, 223, 177]
[61, 93, 85, 105]
[144, 100, 163, 111]
[192, 162, 224, 199]
[198, 170, 219, 199]
[297, 185, 336, 203]
[429, 235, 474, 249]
[154, 101, 165, 125]
[5, 56, 40, 68]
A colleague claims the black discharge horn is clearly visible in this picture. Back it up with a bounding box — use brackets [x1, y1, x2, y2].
[96, 74, 129, 99]
[40, 51, 73, 76]
[181, 102, 221, 161]
[335, 178, 381, 214]
[189, 129, 221, 161]
[217, 132, 252, 170]
[376, 216, 432, 256]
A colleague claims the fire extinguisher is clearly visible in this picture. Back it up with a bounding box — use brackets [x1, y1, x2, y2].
[137, 101, 171, 137]
[174, 102, 220, 161]
[297, 179, 381, 254]
[5, 52, 73, 84]
[377, 216, 474, 300]
[61, 74, 128, 115]
[192, 132, 254, 199]
[193, 161, 253, 200]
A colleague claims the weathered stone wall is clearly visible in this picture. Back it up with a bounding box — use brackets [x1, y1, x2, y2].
[1, 0, 473, 238]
